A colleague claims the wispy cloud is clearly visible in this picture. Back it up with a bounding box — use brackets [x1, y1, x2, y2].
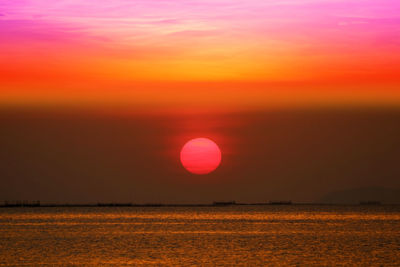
[0, 0, 400, 108]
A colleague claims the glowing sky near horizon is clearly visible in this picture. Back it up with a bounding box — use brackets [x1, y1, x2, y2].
[1, 0, 400, 109]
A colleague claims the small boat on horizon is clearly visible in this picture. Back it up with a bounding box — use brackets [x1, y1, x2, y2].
[212, 201, 236, 206]
[268, 201, 292, 205]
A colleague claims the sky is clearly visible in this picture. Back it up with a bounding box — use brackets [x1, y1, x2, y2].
[1, 0, 400, 109]
[1, 0, 400, 203]
[1, 108, 400, 203]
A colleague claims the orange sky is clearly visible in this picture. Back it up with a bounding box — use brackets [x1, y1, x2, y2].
[1, 0, 400, 110]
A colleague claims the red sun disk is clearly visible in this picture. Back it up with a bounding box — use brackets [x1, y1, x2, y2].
[180, 138, 221, 174]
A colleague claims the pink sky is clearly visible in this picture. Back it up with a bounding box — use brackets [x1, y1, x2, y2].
[1, 0, 400, 109]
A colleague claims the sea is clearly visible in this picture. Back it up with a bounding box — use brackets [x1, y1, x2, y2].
[1, 205, 399, 266]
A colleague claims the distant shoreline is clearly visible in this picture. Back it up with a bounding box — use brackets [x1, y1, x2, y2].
[1, 201, 396, 208]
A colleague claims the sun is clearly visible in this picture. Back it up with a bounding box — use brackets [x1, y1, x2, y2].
[180, 138, 222, 175]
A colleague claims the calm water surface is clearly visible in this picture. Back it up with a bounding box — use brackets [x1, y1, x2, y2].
[1, 205, 400, 266]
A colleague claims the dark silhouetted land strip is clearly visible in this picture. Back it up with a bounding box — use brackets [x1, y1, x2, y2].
[1, 200, 396, 208]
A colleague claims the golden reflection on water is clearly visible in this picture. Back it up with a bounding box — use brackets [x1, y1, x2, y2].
[1, 206, 400, 266]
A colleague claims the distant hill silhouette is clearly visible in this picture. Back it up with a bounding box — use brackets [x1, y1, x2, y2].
[320, 187, 400, 204]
